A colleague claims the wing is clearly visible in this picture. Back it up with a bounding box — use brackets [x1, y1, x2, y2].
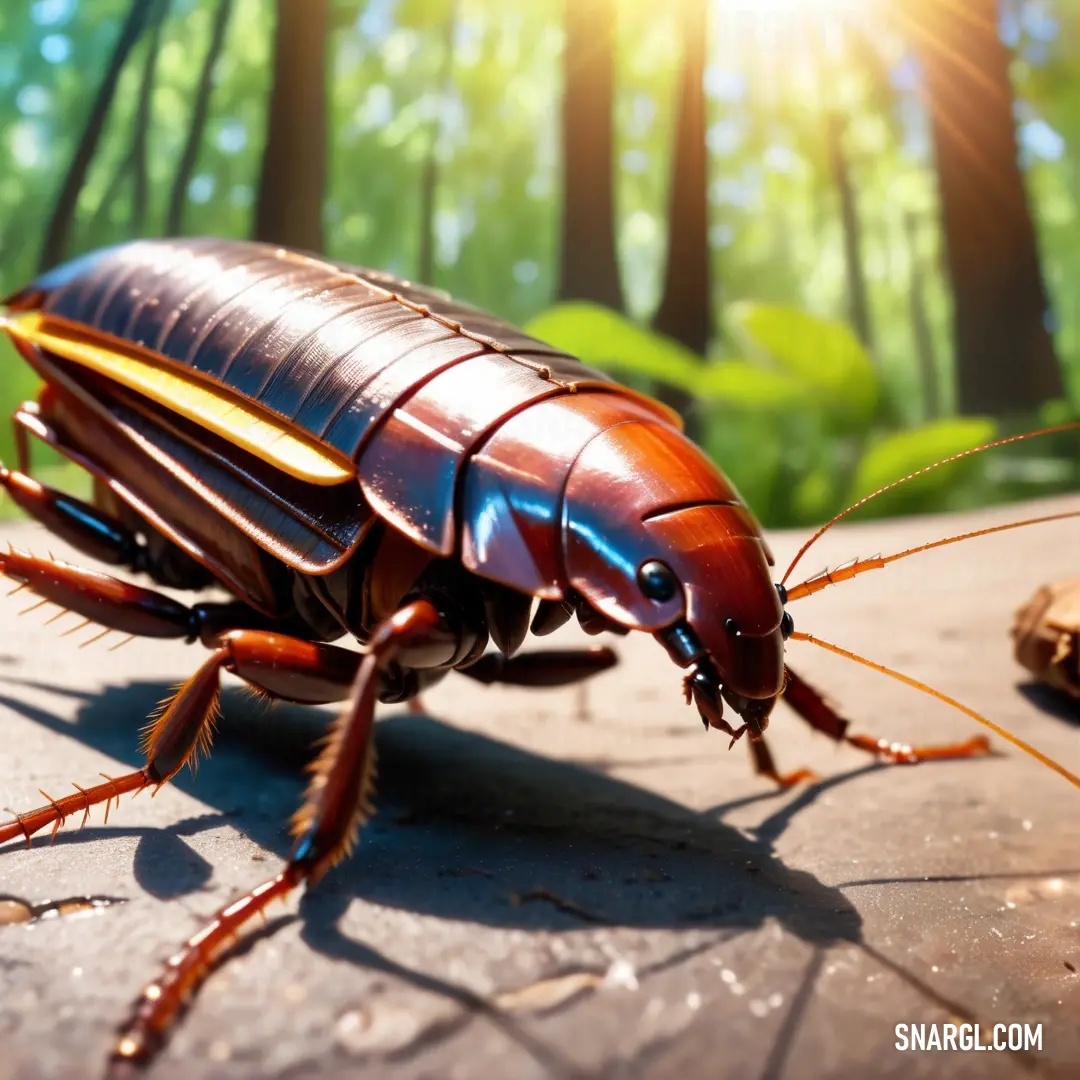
[19, 345, 376, 584]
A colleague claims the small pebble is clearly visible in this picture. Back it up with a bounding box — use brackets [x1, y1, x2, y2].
[0, 899, 32, 926]
[604, 958, 639, 991]
[207, 1040, 231, 1062]
[335, 1006, 421, 1054]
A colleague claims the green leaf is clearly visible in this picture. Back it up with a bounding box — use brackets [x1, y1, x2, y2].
[695, 361, 807, 410]
[791, 466, 839, 525]
[524, 302, 703, 388]
[846, 417, 998, 518]
[726, 301, 880, 431]
[1038, 397, 1079, 427]
[524, 303, 808, 412]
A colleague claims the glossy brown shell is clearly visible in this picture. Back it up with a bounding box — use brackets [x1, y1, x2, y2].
[10, 239, 653, 457]
[6, 239, 773, 635]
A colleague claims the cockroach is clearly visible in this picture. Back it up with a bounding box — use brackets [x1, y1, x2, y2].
[0, 238, 1077, 1066]
[1013, 575, 1080, 699]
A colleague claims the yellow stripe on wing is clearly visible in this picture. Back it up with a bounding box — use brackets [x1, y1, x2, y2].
[0, 309, 356, 486]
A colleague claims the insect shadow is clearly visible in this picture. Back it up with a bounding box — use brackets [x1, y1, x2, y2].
[1017, 681, 1080, 727]
[0, 677, 860, 939]
[0, 676, 1042, 1078]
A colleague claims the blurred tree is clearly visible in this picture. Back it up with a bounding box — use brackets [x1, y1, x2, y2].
[37, 0, 156, 270]
[558, 0, 625, 312]
[903, 210, 940, 419]
[254, 0, 327, 252]
[130, 0, 170, 234]
[417, 0, 457, 284]
[652, 0, 710, 436]
[825, 108, 874, 353]
[905, 0, 1063, 415]
[167, 0, 234, 235]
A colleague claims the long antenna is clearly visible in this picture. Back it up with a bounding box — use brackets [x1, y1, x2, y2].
[781, 421, 1080, 585]
[784, 508, 1080, 601]
[790, 630, 1080, 791]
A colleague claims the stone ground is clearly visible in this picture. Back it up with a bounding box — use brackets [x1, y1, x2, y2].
[0, 499, 1078, 1080]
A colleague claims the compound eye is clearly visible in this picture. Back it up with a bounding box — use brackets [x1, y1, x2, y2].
[780, 611, 795, 640]
[638, 559, 677, 602]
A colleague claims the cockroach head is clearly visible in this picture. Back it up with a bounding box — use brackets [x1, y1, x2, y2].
[640, 503, 791, 740]
[564, 501, 791, 741]
[658, 585, 794, 744]
[559, 419, 791, 741]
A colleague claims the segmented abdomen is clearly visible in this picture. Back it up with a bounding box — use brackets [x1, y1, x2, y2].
[17, 238, 626, 459]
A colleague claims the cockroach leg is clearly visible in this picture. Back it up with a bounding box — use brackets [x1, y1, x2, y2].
[460, 646, 617, 687]
[782, 666, 991, 766]
[0, 773, 150, 848]
[0, 547, 197, 640]
[113, 597, 466, 1065]
[0, 631, 369, 849]
[0, 460, 143, 570]
[530, 599, 575, 636]
[0, 548, 291, 647]
[843, 733, 992, 764]
[12, 402, 34, 474]
[747, 735, 819, 788]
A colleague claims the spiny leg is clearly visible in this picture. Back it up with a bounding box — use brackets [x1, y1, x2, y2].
[782, 665, 991, 766]
[0, 546, 284, 646]
[113, 596, 467, 1064]
[0, 541, 359, 838]
[0, 629, 366, 848]
[0, 547, 244, 846]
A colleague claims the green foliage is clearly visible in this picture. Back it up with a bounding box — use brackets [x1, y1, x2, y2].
[525, 302, 703, 385]
[726, 301, 880, 432]
[525, 302, 810, 410]
[524, 301, 1068, 529]
[846, 417, 998, 519]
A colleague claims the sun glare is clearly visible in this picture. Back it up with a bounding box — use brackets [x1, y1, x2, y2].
[721, 0, 879, 59]
[726, 0, 872, 16]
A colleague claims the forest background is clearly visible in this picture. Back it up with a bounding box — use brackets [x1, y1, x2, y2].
[1, 0, 1079, 527]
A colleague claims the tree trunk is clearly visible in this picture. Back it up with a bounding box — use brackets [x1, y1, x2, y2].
[825, 109, 874, 353]
[417, 1, 457, 285]
[912, 0, 1062, 415]
[167, 0, 233, 235]
[130, 0, 169, 234]
[903, 211, 940, 419]
[557, 0, 624, 311]
[253, 0, 328, 252]
[652, 0, 711, 437]
[37, 0, 154, 271]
